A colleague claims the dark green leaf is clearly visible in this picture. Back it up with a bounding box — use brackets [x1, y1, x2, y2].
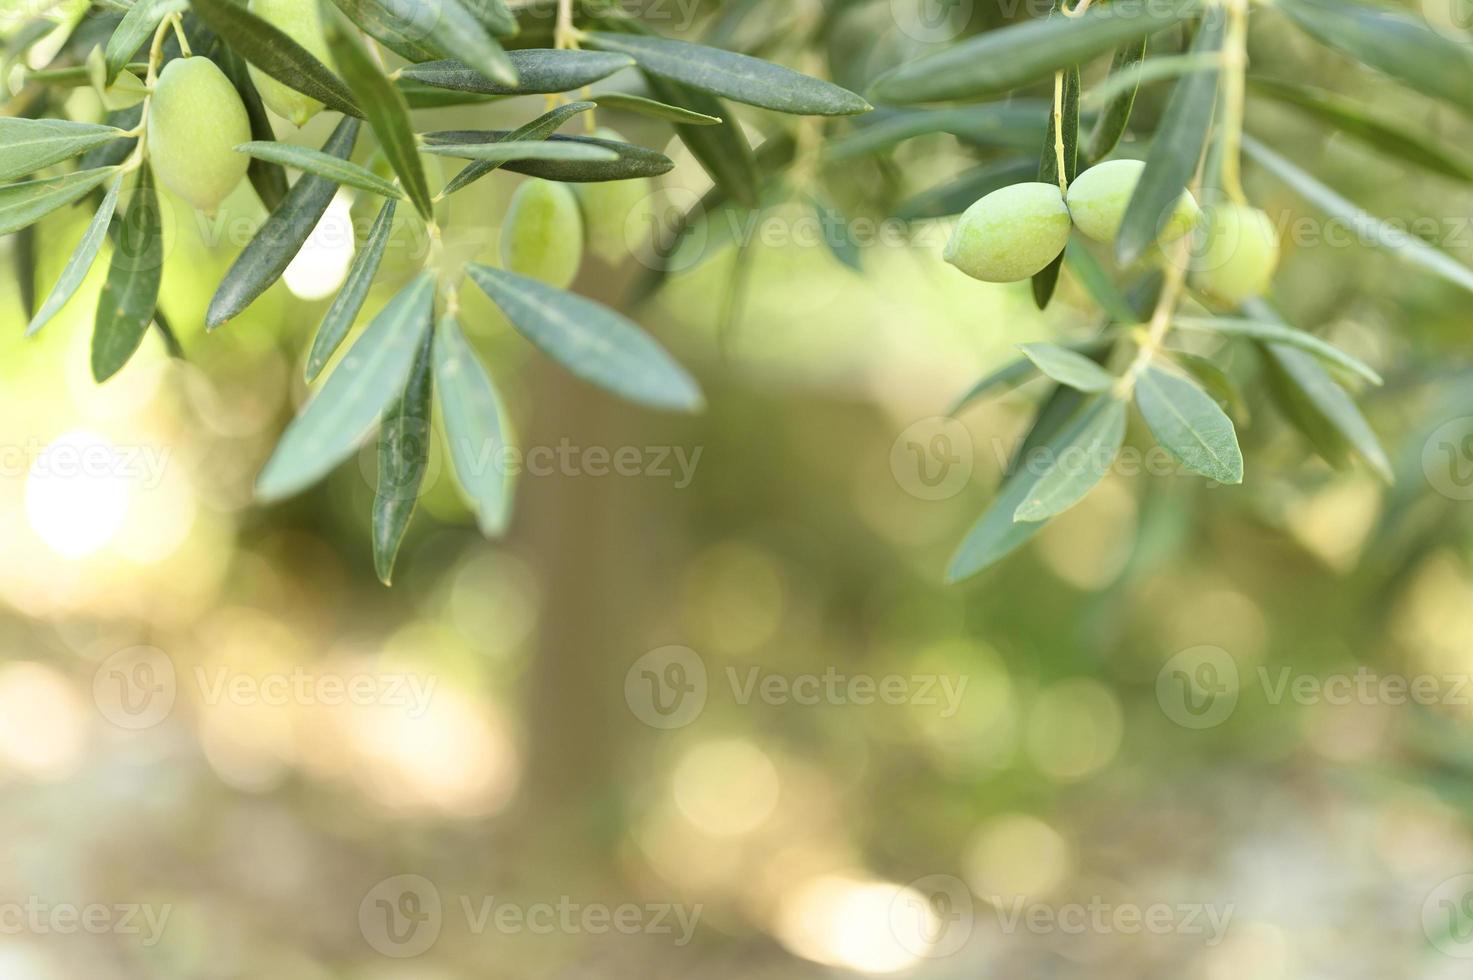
[826, 103, 1055, 161]
[256, 273, 435, 502]
[425, 131, 670, 182]
[215, 45, 289, 212]
[325, 0, 440, 62]
[1277, 0, 1473, 118]
[1171, 351, 1245, 419]
[306, 198, 398, 381]
[398, 82, 499, 109]
[0, 118, 126, 183]
[325, 16, 432, 221]
[1032, 56, 1079, 309]
[190, 0, 362, 118]
[373, 328, 433, 585]
[436, 102, 594, 198]
[1116, 6, 1224, 266]
[29, 173, 123, 336]
[646, 76, 760, 207]
[466, 264, 703, 412]
[0, 167, 119, 237]
[950, 338, 1113, 414]
[1259, 340, 1391, 481]
[1172, 315, 1382, 385]
[208, 117, 361, 329]
[1135, 363, 1243, 483]
[1014, 395, 1127, 521]
[582, 31, 870, 116]
[891, 156, 1036, 221]
[1064, 239, 1137, 322]
[460, 0, 518, 37]
[105, 0, 186, 84]
[398, 49, 633, 94]
[1081, 51, 1221, 110]
[1018, 341, 1115, 392]
[420, 140, 618, 164]
[870, 0, 1202, 104]
[591, 92, 722, 126]
[433, 312, 515, 537]
[92, 165, 163, 382]
[1086, 37, 1147, 160]
[331, 0, 517, 86]
[237, 141, 404, 198]
[808, 193, 862, 272]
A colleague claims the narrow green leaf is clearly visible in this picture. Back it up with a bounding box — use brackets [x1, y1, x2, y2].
[306, 198, 398, 381]
[1086, 37, 1147, 160]
[1259, 340, 1392, 481]
[398, 82, 500, 109]
[1242, 134, 1473, 296]
[592, 92, 722, 126]
[323, 0, 438, 61]
[436, 102, 594, 198]
[237, 141, 404, 198]
[1013, 395, 1127, 521]
[808, 193, 862, 272]
[399, 49, 633, 95]
[827, 103, 1055, 162]
[28, 173, 123, 336]
[1170, 350, 1245, 419]
[1018, 342, 1115, 392]
[105, 0, 186, 84]
[1063, 240, 1137, 323]
[215, 45, 289, 212]
[646, 76, 760, 207]
[892, 156, 1036, 221]
[433, 312, 516, 537]
[1116, 6, 1224, 266]
[1248, 77, 1473, 183]
[582, 31, 870, 116]
[1032, 55, 1079, 309]
[373, 328, 433, 586]
[0, 167, 119, 237]
[950, 338, 1113, 414]
[1081, 51, 1223, 111]
[460, 0, 518, 37]
[326, 16, 432, 221]
[1277, 0, 1473, 118]
[1135, 363, 1243, 483]
[190, 0, 362, 118]
[466, 264, 704, 412]
[421, 140, 617, 165]
[208, 117, 361, 329]
[870, 0, 1202, 104]
[256, 273, 435, 502]
[92, 165, 163, 382]
[0, 118, 126, 183]
[1172, 315, 1382, 385]
[332, 0, 516, 86]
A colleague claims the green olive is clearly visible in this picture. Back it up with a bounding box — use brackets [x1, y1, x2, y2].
[1191, 203, 1280, 305]
[147, 57, 251, 214]
[1065, 159, 1200, 246]
[247, 0, 331, 127]
[572, 127, 652, 263]
[500, 178, 584, 288]
[944, 182, 1071, 283]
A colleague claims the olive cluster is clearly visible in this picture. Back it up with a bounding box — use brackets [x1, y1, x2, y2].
[944, 159, 1280, 306]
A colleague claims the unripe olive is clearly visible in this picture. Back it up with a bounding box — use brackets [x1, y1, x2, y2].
[148, 57, 251, 214]
[1191, 203, 1280, 305]
[1065, 159, 1200, 246]
[572, 128, 652, 263]
[500, 178, 584, 288]
[944, 182, 1071, 283]
[247, 0, 331, 127]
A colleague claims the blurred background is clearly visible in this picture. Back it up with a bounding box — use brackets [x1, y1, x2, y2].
[5, 0, 1473, 977]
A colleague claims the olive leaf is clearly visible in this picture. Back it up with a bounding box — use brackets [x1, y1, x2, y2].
[591, 93, 722, 126]
[1013, 394, 1127, 522]
[420, 140, 619, 165]
[1081, 51, 1224, 112]
[466, 264, 704, 413]
[1018, 342, 1115, 393]
[437, 101, 595, 198]
[1242, 134, 1473, 296]
[426, 130, 672, 181]
[433, 312, 516, 538]
[28, 173, 123, 337]
[215, 46, 289, 212]
[325, 15, 433, 221]
[1116, 6, 1224, 266]
[459, 0, 518, 37]
[950, 338, 1113, 415]
[1086, 37, 1147, 161]
[306, 198, 397, 381]
[325, 0, 440, 62]
[1063, 240, 1137, 323]
[92, 165, 163, 383]
[334, 0, 517, 87]
[1259, 340, 1392, 482]
[0, 118, 127, 183]
[892, 156, 1036, 221]
[869, 0, 1202, 104]
[189, 0, 362, 118]
[1172, 316, 1382, 385]
[582, 31, 870, 116]
[0, 167, 120, 237]
[399, 50, 633, 95]
[807, 193, 862, 273]
[105, 0, 186, 84]
[373, 328, 433, 586]
[256, 273, 435, 502]
[645, 76, 760, 208]
[237, 141, 405, 198]
[1171, 351, 1245, 419]
[208, 117, 361, 329]
[1277, 0, 1473, 118]
[1135, 363, 1243, 484]
[826, 103, 1055, 162]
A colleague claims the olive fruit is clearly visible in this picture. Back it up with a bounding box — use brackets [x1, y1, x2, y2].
[147, 57, 251, 214]
[500, 178, 584, 288]
[247, 0, 331, 127]
[572, 128, 651, 263]
[1191, 203, 1280, 305]
[944, 182, 1071, 283]
[1065, 159, 1200, 246]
